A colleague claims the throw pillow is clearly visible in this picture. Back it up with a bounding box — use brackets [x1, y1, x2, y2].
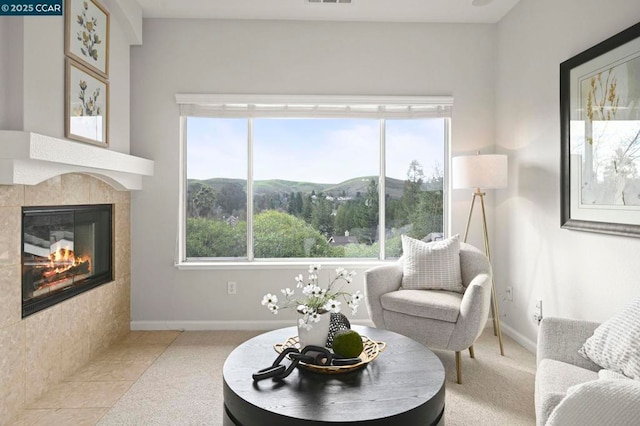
[401, 234, 464, 293]
[546, 379, 640, 426]
[579, 297, 640, 380]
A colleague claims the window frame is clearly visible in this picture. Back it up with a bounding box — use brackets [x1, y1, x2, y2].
[176, 94, 452, 268]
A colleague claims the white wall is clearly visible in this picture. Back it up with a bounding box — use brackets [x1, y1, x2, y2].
[0, 9, 131, 153]
[0, 18, 23, 130]
[0, 19, 8, 128]
[129, 19, 498, 328]
[495, 0, 640, 348]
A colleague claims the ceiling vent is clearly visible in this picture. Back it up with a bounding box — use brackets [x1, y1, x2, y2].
[307, 0, 352, 4]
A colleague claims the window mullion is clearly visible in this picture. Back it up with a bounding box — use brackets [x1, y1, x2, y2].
[379, 119, 387, 260]
[178, 115, 187, 263]
[444, 117, 451, 238]
[247, 118, 254, 261]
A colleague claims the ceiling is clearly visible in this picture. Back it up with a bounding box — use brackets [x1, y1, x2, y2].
[135, 0, 521, 24]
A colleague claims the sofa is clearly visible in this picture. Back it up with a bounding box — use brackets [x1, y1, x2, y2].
[535, 316, 640, 426]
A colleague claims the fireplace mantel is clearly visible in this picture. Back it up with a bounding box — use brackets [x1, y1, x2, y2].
[0, 131, 154, 190]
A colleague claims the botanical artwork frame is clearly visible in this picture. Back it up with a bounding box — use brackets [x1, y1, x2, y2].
[65, 58, 109, 146]
[65, 0, 109, 78]
[560, 21, 640, 237]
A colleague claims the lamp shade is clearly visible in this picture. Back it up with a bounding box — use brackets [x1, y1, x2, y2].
[452, 154, 508, 189]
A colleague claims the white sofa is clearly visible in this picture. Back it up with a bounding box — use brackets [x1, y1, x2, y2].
[535, 317, 640, 426]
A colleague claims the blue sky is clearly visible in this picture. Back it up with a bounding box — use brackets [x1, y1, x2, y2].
[186, 117, 444, 183]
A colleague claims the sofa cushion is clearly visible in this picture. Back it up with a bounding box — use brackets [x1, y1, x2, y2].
[579, 297, 640, 380]
[400, 234, 464, 293]
[380, 289, 462, 323]
[535, 359, 599, 426]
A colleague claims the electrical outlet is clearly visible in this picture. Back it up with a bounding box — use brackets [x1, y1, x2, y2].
[533, 299, 543, 325]
[227, 281, 237, 295]
[505, 286, 513, 301]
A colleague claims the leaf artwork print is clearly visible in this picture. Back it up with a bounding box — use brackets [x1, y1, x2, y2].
[579, 56, 640, 206]
[76, 1, 102, 62]
[74, 79, 101, 117]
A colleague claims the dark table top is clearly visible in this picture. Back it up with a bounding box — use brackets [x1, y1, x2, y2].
[222, 325, 445, 426]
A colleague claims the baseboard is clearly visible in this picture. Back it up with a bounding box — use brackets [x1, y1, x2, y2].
[498, 321, 537, 353]
[131, 319, 536, 352]
[131, 319, 376, 331]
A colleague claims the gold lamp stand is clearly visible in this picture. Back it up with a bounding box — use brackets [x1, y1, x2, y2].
[463, 188, 505, 356]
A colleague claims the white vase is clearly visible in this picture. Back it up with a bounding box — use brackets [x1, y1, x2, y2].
[297, 314, 331, 349]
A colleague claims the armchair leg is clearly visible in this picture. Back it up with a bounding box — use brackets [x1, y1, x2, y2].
[469, 345, 475, 359]
[455, 351, 462, 384]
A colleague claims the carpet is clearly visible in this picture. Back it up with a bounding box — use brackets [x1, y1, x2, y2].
[99, 328, 535, 425]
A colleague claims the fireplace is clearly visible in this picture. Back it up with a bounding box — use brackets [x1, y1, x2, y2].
[22, 204, 113, 318]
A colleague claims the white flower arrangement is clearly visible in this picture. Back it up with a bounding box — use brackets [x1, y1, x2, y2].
[261, 264, 362, 331]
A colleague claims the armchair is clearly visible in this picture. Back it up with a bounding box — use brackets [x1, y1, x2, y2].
[364, 242, 492, 384]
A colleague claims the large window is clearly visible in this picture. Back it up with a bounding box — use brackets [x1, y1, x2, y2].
[178, 95, 451, 263]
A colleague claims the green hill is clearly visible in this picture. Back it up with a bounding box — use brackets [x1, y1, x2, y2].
[199, 177, 245, 191]
[322, 176, 403, 199]
[253, 179, 328, 195]
[188, 175, 421, 200]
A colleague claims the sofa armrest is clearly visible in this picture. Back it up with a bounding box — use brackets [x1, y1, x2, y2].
[537, 317, 601, 371]
[364, 262, 403, 328]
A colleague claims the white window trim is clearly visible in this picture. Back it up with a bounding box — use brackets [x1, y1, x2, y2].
[175, 94, 452, 269]
[176, 94, 453, 119]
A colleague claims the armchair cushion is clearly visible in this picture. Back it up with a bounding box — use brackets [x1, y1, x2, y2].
[400, 234, 464, 293]
[578, 297, 640, 380]
[380, 289, 462, 323]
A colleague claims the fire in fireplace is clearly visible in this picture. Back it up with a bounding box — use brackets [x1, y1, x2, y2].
[22, 204, 113, 318]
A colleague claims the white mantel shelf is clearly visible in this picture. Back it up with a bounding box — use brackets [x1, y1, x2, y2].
[0, 131, 154, 190]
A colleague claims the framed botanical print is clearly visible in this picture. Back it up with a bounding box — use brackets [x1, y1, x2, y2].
[560, 21, 640, 237]
[65, 58, 109, 146]
[65, 0, 109, 78]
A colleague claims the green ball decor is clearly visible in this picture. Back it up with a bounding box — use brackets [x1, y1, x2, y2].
[332, 329, 364, 358]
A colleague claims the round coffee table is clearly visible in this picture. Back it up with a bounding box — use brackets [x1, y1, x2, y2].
[223, 325, 445, 425]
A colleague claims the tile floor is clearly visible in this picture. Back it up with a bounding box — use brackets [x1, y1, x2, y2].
[10, 331, 182, 426]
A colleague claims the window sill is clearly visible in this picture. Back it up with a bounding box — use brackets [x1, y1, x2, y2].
[174, 259, 394, 270]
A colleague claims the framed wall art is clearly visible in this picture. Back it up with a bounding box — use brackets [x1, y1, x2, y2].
[65, 0, 109, 78]
[65, 58, 109, 146]
[560, 21, 640, 237]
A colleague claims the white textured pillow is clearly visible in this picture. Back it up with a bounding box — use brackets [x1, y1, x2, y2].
[546, 379, 640, 426]
[401, 234, 463, 293]
[579, 297, 640, 380]
[599, 369, 631, 381]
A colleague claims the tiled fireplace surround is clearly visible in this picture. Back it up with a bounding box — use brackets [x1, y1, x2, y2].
[0, 174, 131, 424]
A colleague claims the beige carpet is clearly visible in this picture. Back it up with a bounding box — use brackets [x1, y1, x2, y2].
[98, 328, 536, 425]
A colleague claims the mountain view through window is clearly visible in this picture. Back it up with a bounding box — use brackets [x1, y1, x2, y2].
[185, 116, 446, 260]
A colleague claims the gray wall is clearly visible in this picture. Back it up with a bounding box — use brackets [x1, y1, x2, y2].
[495, 0, 640, 348]
[129, 19, 498, 329]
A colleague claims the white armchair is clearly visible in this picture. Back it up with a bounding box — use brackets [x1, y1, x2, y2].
[364, 242, 492, 384]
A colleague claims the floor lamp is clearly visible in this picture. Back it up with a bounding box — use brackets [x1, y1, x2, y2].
[452, 153, 507, 356]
